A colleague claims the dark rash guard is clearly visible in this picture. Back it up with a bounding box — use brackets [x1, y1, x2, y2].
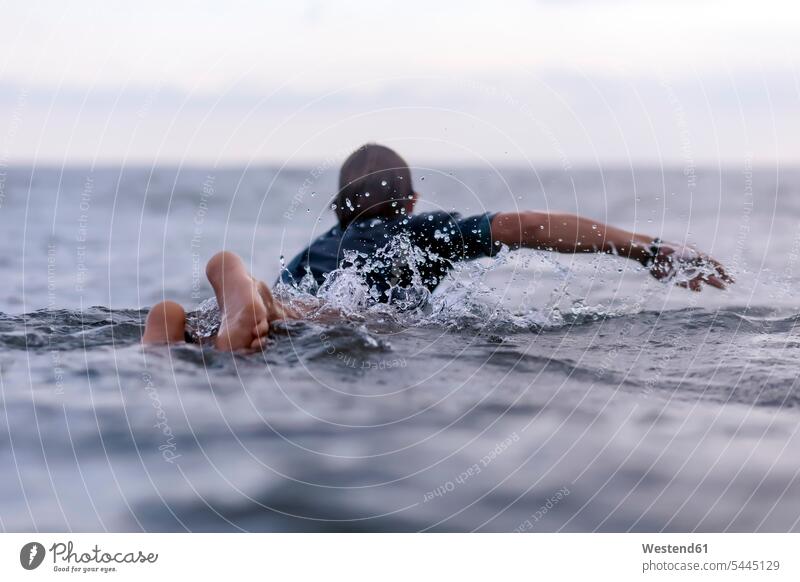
[281, 211, 497, 301]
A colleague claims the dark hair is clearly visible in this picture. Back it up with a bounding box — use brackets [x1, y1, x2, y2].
[333, 143, 413, 227]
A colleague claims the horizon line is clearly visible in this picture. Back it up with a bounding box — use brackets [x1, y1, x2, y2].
[2, 159, 795, 172]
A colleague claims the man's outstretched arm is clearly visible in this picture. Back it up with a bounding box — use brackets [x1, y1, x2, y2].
[490, 211, 732, 291]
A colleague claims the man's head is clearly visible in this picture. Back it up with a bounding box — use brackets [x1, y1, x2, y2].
[333, 143, 415, 228]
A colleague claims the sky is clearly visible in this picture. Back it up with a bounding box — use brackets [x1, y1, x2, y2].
[1, 0, 798, 166]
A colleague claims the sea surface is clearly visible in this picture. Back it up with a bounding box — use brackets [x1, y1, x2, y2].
[1, 164, 800, 532]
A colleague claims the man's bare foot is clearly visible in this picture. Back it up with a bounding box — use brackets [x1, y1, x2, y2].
[206, 251, 305, 352]
[142, 300, 187, 345]
[214, 276, 269, 352]
[204, 251, 268, 352]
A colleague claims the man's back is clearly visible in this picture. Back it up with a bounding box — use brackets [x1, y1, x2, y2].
[281, 211, 497, 300]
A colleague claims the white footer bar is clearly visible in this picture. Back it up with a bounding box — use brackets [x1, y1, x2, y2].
[1, 533, 797, 581]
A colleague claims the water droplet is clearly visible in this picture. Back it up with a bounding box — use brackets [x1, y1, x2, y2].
[381, 180, 388, 187]
[364, 191, 370, 197]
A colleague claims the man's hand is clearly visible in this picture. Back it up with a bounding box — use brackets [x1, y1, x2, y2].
[647, 241, 733, 291]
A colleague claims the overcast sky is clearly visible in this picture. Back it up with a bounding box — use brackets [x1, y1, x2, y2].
[1, 0, 798, 166]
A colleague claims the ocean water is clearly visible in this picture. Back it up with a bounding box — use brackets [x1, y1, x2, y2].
[1, 164, 800, 532]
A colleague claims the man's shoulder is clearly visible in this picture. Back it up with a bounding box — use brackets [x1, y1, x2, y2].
[407, 211, 461, 228]
[407, 210, 496, 258]
[407, 210, 497, 232]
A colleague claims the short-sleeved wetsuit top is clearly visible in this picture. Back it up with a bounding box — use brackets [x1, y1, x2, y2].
[280, 211, 497, 301]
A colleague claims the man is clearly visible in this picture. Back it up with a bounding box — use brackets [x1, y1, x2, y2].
[143, 143, 731, 351]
